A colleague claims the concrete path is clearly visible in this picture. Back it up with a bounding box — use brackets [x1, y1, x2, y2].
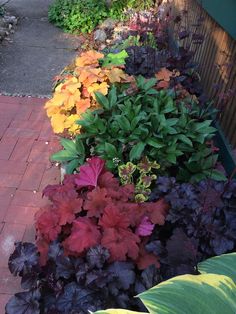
[0, 95, 61, 311]
[0, 0, 80, 96]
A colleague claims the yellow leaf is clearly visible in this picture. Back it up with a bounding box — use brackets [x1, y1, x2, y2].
[63, 89, 81, 111]
[87, 82, 108, 98]
[78, 67, 102, 86]
[51, 113, 67, 134]
[75, 50, 104, 67]
[64, 114, 81, 134]
[106, 68, 128, 83]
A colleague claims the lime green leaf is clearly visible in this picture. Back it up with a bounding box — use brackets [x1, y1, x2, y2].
[198, 253, 236, 283]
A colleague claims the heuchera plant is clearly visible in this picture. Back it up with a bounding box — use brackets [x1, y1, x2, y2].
[44, 50, 132, 134]
[35, 157, 168, 268]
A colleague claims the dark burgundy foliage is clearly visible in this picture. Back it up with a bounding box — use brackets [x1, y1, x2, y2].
[149, 177, 236, 277]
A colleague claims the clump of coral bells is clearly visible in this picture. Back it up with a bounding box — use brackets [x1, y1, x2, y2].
[35, 157, 168, 269]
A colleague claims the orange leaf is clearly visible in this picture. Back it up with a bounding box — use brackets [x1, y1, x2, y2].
[76, 98, 91, 115]
[75, 50, 104, 67]
[155, 68, 173, 81]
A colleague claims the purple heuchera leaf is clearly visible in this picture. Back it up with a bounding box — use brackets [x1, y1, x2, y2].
[6, 290, 41, 314]
[75, 157, 105, 189]
[136, 216, 154, 236]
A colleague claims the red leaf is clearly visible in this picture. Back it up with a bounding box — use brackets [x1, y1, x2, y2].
[101, 228, 140, 261]
[99, 204, 130, 229]
[35, 207, 61, 242]
[106, 184, 135, 202]
[75, 157, 105, 189]
[136, 242, 160, 270]
[140, 198, 169, 225]
[84, 187, 111, 218]
[97, 171, 119, 190]
[63, 217, 101, 255]
[57, 197, 83, 225]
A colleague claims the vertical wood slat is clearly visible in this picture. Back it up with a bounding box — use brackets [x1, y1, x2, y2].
[173, 0, 236, 148]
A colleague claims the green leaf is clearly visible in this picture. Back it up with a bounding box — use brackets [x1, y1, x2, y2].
[166, 153, 176, 164]
[129, 142, 146, 161]
[143, 78, 157, 91]
[75, 137, 85, 156]
[139, 274, 236, 314]
[101, 50, 128, 67]
[60, 138, 77, 155]
[177, 134, 193, 146]
[50, 150, 77, 162]
[95, 91, 110, 110]
[108, 85, 117, 108]
[104, 142, 118, 158]
[116, 116, 131, 132]
[146, 138, 164, 148]
[65, 159, 80, 174]
[209, 169, 227, 181]
[198, 253, 236, 283]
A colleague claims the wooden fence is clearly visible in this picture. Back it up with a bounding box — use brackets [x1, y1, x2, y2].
[172, 0, 236, 149]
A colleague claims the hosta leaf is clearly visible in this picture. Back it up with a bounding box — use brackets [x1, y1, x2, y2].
[139, 274, 236, 314]
[198, 253, 236, 283]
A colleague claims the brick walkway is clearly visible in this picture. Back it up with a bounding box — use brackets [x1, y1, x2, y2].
[0, 95, 60, 312]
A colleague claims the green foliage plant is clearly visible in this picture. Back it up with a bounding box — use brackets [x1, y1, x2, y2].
[74, 76, 222, 182]
[48, 0, 108, 33]
[93, 253, 236, 314]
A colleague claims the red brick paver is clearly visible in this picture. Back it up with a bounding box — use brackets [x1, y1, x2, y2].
[0, 95, 60, 310]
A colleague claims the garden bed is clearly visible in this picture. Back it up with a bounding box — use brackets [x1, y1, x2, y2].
[5, 1, 236, 313]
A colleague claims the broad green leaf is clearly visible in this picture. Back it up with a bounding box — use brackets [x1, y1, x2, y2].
[143, 78, 157, 91]
[146, 138, 164, 148]
[108, 85, 118, 108]
[95, 91, 110, 110]
[101, 50, 128, 67]
[104, 142, 118, 158]
[117, 116, 131, 132]
[129, 142, 146, 161]
[65, 159, 80, 174]
[177, 134, 193, 146]
[209, 169, 227, 181]
[75, 137, 85, 156]
[198, 253, 236, 283]
[50, 150, 78, 162]
[139, 274, 236, 314]
[60, 138, 77, 155]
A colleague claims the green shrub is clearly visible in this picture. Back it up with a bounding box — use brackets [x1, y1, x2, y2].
[48, 0, 108, 33]
[51, 76, 224, 182]
[48, 0, 156, 33]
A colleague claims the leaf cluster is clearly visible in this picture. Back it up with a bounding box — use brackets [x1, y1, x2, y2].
[35, 157, 168, 268]
[148, 177, 236, 277]
[74, 76, 220, 182]
[45, 50, 132, 134]
[6, 242, 160, 313]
